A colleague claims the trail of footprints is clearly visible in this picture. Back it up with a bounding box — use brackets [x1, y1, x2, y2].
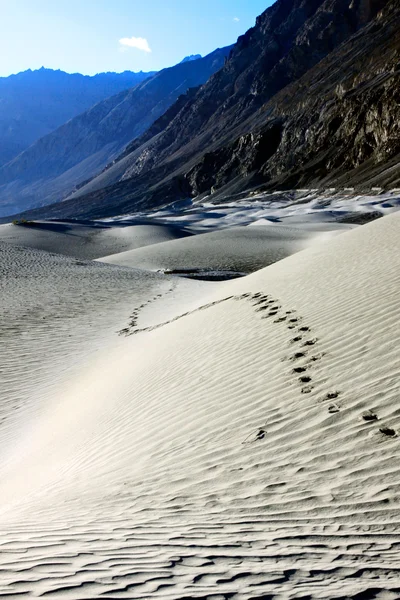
[119, 288, 397, 441]
[236, 291, 325, 399]
[118, 291, 236, 337]
[239, 291, 398, 442]
[118, 285, 176, 336]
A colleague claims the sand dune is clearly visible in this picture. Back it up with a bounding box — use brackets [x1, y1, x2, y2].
[0, 220, 192, 260]
[97, 224, 326, 275]
[0, 242, 175, 466]
[0, 213, 400, 598]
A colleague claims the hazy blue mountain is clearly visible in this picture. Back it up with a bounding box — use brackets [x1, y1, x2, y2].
[0, 67, 155, 166]
[0, 48, 231, 217]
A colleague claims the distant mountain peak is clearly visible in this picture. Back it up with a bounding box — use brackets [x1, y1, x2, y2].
[0, 45, 231, 218]
[180, 54, 202, 64]
[0, 68, 156, 170]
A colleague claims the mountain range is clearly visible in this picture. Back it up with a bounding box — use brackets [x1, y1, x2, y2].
[0, 68, 154, 167]
[0, 49, 230, 217]
[0, 0, 399, 222]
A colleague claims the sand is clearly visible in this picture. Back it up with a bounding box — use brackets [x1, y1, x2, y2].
[0, 220, 192, 260]
[0, 212, 400, 598]
[97, 224, 325, 274]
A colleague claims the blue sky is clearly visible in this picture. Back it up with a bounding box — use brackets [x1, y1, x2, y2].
[0, 0, 274, 77]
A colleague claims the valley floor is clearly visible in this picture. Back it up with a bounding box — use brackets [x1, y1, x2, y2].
[0, 196, 400, 599]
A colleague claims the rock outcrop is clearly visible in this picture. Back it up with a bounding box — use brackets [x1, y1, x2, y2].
[188, 0, 400, 195]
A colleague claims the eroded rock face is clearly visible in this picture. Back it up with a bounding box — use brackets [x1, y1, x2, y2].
[185, 122, 284, 196]
[128, 0, 387, 182]
[185, 0, 400, 196]
[262, 2, 400, 189]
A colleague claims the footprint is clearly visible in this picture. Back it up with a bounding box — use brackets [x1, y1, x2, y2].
[291, 352, 307, 360]
[362, 410, 378, 422]
[299, 375, 312, 384]
[256, 306, 269, 312]
[290, 336, 303, 343]
[303, 339, 318, 347]
[293, 367, 307, 374]
[288, 325, 296, 329]
[274, 316, 287, 323]
[308, 354, 324, 363]
[253, 294, 269, 301]
[299, 326, 311, 332]
[237, 293, 251, 300]
[325, 391, 340, 400]
[379, 426, 396, 437]
[301, 386, 314, 394]
[289, 318, 300, 323]
[255, 428, 267, 440]
[242, 427, 267, 445]
[328, 404, 340, 414]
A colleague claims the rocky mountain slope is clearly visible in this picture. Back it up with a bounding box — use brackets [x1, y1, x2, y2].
[180, 55, 202, 63]
[188, 0, 400, 195]
[0, 68, 153, 167]
[0, 48, 230, 218]
[3, 0, 399, 222]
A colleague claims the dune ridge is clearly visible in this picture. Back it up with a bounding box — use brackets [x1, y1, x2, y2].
[0, 213, 399, 598]
[97, 224, 323, 275]
[0, 221, 193, 260]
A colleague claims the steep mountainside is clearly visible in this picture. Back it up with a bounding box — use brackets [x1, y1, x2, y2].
[0, 68, 153, 167]
[187, 0, 400, 196]
[3, 0, 399, 223]
[0, 48, 230, 218]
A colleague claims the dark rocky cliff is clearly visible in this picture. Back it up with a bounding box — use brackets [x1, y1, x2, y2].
[187, 0, 400, 196]
[114, 0, 388, 185]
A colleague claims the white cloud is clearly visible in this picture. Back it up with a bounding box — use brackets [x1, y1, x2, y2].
[233, 17, 240, 22]
[119, 36, 152, 53]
